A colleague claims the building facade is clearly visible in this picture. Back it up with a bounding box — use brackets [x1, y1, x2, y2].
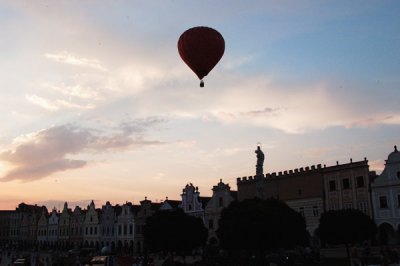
[99, 201, 118, 250]
[58, 202, 72, 248]
[116, 202, 135, 250]
[83, 200, 100, 248]
[204, 179, 236, 243]
[323, 159, 372, 216]
[47, 208, 59, 247]
[70, 206, 85, 248]
[371, 146, 400, 244]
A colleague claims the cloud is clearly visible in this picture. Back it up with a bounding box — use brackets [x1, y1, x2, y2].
[0, 119, 164, 182]
[345, 115, 400, 128]
[44, 83, 101, 100]
[26, 94, 59, 111]
[45, 51, 107, 71]
[369, 159, 384, 174]
[26, 94, 95, 111]
[301, 147, 335, 158]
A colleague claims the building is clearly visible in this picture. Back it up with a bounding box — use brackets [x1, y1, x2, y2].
[179, 183, 211, 221]
[58, 202, 72, 249]
[238, 165, 324, 238]
[0, 211, 12, 247]
[371, 145, 400, 245]
[323, 159, 372, 216]
[70, 206, 85, 248]
[47, 208, 59, 247]
[99, 201, 118, 250]
[37, 208, 49, 247]
[237, 146, 373, 239]
[116, 202, 135, 251]
[83, 200, 100, 248]
[204, 179, 236, 243]
[134, 198, 160, 254]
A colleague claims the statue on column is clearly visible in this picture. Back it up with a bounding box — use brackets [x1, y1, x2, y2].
[255, 144, 264, 177]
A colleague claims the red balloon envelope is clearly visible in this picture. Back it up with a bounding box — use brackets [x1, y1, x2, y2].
[178, 26, 225, 87]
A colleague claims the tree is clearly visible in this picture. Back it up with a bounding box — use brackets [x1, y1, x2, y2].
[217, 197, 308, 253]
[144, 209, 208, 255]
[317, 209, 377, 265]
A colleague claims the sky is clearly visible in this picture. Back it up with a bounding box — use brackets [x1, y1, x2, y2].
[0, 1, 399, 210]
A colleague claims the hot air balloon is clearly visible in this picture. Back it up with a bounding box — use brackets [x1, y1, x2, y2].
[178, 26, 225, 87]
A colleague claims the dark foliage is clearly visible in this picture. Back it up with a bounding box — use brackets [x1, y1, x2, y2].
[144, 209, 207, 254]
[216, 197, 308, 251]
[317, 209, 377, 245]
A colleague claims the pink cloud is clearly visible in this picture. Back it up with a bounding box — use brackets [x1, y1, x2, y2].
[0, 119, 164, 182]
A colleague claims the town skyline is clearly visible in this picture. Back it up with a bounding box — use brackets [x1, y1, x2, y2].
[1, 1, 399, 210]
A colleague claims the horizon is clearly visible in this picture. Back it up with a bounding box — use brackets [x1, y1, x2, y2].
[1, 1, 399, 210]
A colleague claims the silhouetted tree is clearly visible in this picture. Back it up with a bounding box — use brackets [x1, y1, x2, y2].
[217, 197, 308, 253]
[144, 209, 207, 255]
[317, 209, 377, 266]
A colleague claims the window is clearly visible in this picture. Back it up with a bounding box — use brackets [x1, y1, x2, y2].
[188, 204, 192, 211]
[312, 206, 319, 217]
[218, 197, 223, 207]
[329, 180, 336, 191]
[299, 207, 304, 217]
[379, 196, 388, 208]
[342, 178, 350, 189]
[118, 225, 121, 235]
[208, 219, 214, 229]
[397, 171, 400, 179]
[358, 202, 368, 213]
[397, 195, 400, 207]
[129, 225, 133, 235]
[356, 176, 365, 188]
[124, 225, 127, 235]
[298, 189, 302, 195]
[344, 202, 353, 209]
